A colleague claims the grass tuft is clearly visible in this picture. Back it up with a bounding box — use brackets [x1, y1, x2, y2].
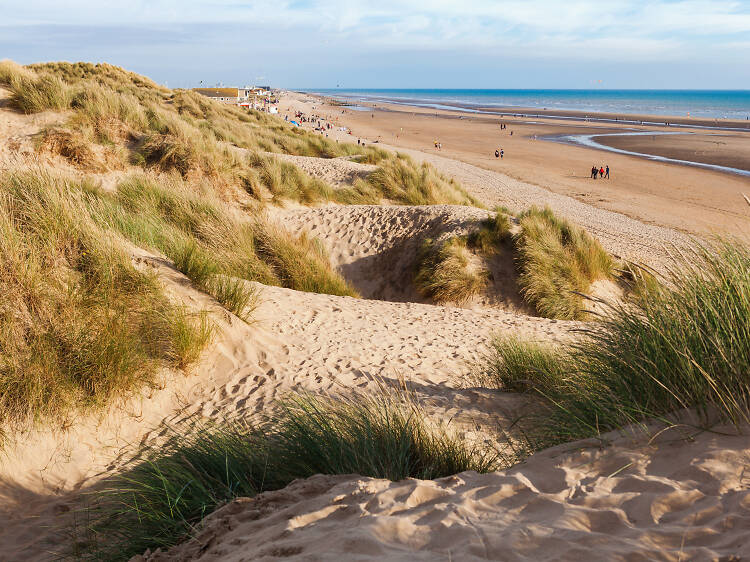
[415, 236, 488, 303]
[366, 158, 480, 206]
[2, 67, 71, 113]
[514, 206, 613, 320]
[81, 389, 499, 559]
[468, 209, 512, 254]
[480, 240, 750, 446]
[0, 170, 211, 427]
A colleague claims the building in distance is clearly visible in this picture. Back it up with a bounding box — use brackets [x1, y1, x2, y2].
[192, 86, 278, 112]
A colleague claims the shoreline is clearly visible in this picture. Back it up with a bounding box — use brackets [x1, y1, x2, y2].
[282, 91, 750, 239]
[304, 93, 750, 174]
[545, 131, 750, 177]
[307, 91, 750, 131]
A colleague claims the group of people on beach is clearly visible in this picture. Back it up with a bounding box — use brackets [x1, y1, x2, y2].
[591, 165, 610, 179]
[494, 148, 504, 159]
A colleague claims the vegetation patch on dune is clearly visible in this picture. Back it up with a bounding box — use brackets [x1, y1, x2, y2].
[86, 174, 359, 305]
[79, 390, 500, 560]
[3, 60, 477, 209]
[467, 209, 512, 253]
[415, 236, 488, 303]
[480, 241, 750, 446]
[364, 156, 480, 206]
[0, 170, 211, 428]
[514, 205, 613, 320]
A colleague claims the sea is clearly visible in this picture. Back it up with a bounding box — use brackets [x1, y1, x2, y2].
[305, 89, 750, 121]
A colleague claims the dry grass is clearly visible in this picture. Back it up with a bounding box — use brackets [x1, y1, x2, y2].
[0, 61, 71, 113]
[514, 206, 613, 320]
[366, 156, 480, 206]
[84, 174, 357, 302]
[0, 169, 211, 429]
[4, 60, 478, 212]
[38, 127, 106, 171]
[415, 236, 488, 303]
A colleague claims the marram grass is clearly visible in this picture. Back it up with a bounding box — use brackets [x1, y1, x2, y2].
[77, 390, 500, 560]
[514, 205, 613, 320]
[480, 240, 750, 446]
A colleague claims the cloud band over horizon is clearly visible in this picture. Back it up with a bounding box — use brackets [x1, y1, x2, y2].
[1, 0, 749, 89]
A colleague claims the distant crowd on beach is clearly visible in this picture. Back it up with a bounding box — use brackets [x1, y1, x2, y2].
[591, 165, 610, 179]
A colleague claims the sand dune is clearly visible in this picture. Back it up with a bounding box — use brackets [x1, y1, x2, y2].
[1, 84, 745, 562]
[0, 245, 572, 559]
[272, 204, 492, 303]
[359, 143, 691, 272]
[141, 425, 750, 561]
[272, 153, 377, 187]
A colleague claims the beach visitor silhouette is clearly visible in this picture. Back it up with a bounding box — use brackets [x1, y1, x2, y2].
[599, 166, 604, 177]
[605, 165, 610, 179]
[495, 149, 499, 158]
[500, 149, 504, 159]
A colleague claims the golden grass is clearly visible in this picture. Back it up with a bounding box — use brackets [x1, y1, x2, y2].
[0, 169, 211, 429]
[415, 236, 488, 303]
[514, 206, 613, 320]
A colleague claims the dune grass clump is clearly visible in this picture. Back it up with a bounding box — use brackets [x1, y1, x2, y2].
[481, 241, 750, 445]
[415, 236, 488, 303]
[252, 222, 359, 297]
[0, 61, 71, 113]
[38, 127, 105, 171]
[366, 157, 480, 206]
[84, 174, 356, 304]
[81, 390, 499, 559]
[473, 336, 571, 394]
[247, 153, 334, 204]
[514, 206, 613, 320]
[0, 170, 211, 427]
[169, 240, 259, 320]
[468, 209, 513, 254]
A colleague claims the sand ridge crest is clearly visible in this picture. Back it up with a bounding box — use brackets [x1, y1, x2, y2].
[140, 427, 750, 561]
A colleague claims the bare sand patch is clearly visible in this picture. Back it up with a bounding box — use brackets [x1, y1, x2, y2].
[143, 425, 750, 562]
[273, 152, 377, 187]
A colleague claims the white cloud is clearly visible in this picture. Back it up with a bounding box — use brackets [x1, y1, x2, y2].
[2, 0, 749, 62]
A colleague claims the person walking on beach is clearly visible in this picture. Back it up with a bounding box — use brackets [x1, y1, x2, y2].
[605, 165, 610, 179]
[500, 149, 504, 159]
[591, 165, 596, 178]
[495, 149, 499, 158]
[592, 166, 598, 179]
[599, 166, 605, 178]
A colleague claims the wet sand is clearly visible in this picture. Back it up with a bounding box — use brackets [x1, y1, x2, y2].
[284, 94, 750, 239]
[592, 133, 750, 172]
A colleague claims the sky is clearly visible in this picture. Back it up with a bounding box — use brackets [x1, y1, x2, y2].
[1, 0, 749, 89]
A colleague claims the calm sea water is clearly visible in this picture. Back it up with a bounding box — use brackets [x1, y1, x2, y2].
[307, 89, 750, 120]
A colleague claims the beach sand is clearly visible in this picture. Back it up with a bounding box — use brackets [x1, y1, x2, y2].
[1, 85, 749, 561]
[279, 93, 750, 239]
[144, 424, 750, 562]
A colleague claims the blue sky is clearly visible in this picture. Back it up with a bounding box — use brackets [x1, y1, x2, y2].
[1, 0, 749, 89]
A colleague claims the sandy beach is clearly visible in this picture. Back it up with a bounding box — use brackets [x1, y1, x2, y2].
[279, 93, 750, 239]
[0, 61, 749, 562]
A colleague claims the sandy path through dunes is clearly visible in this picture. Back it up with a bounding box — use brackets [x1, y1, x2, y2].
[273, 153, 377, 187]
[146, 426, 750, 562]
[0, 254, 573, 560]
